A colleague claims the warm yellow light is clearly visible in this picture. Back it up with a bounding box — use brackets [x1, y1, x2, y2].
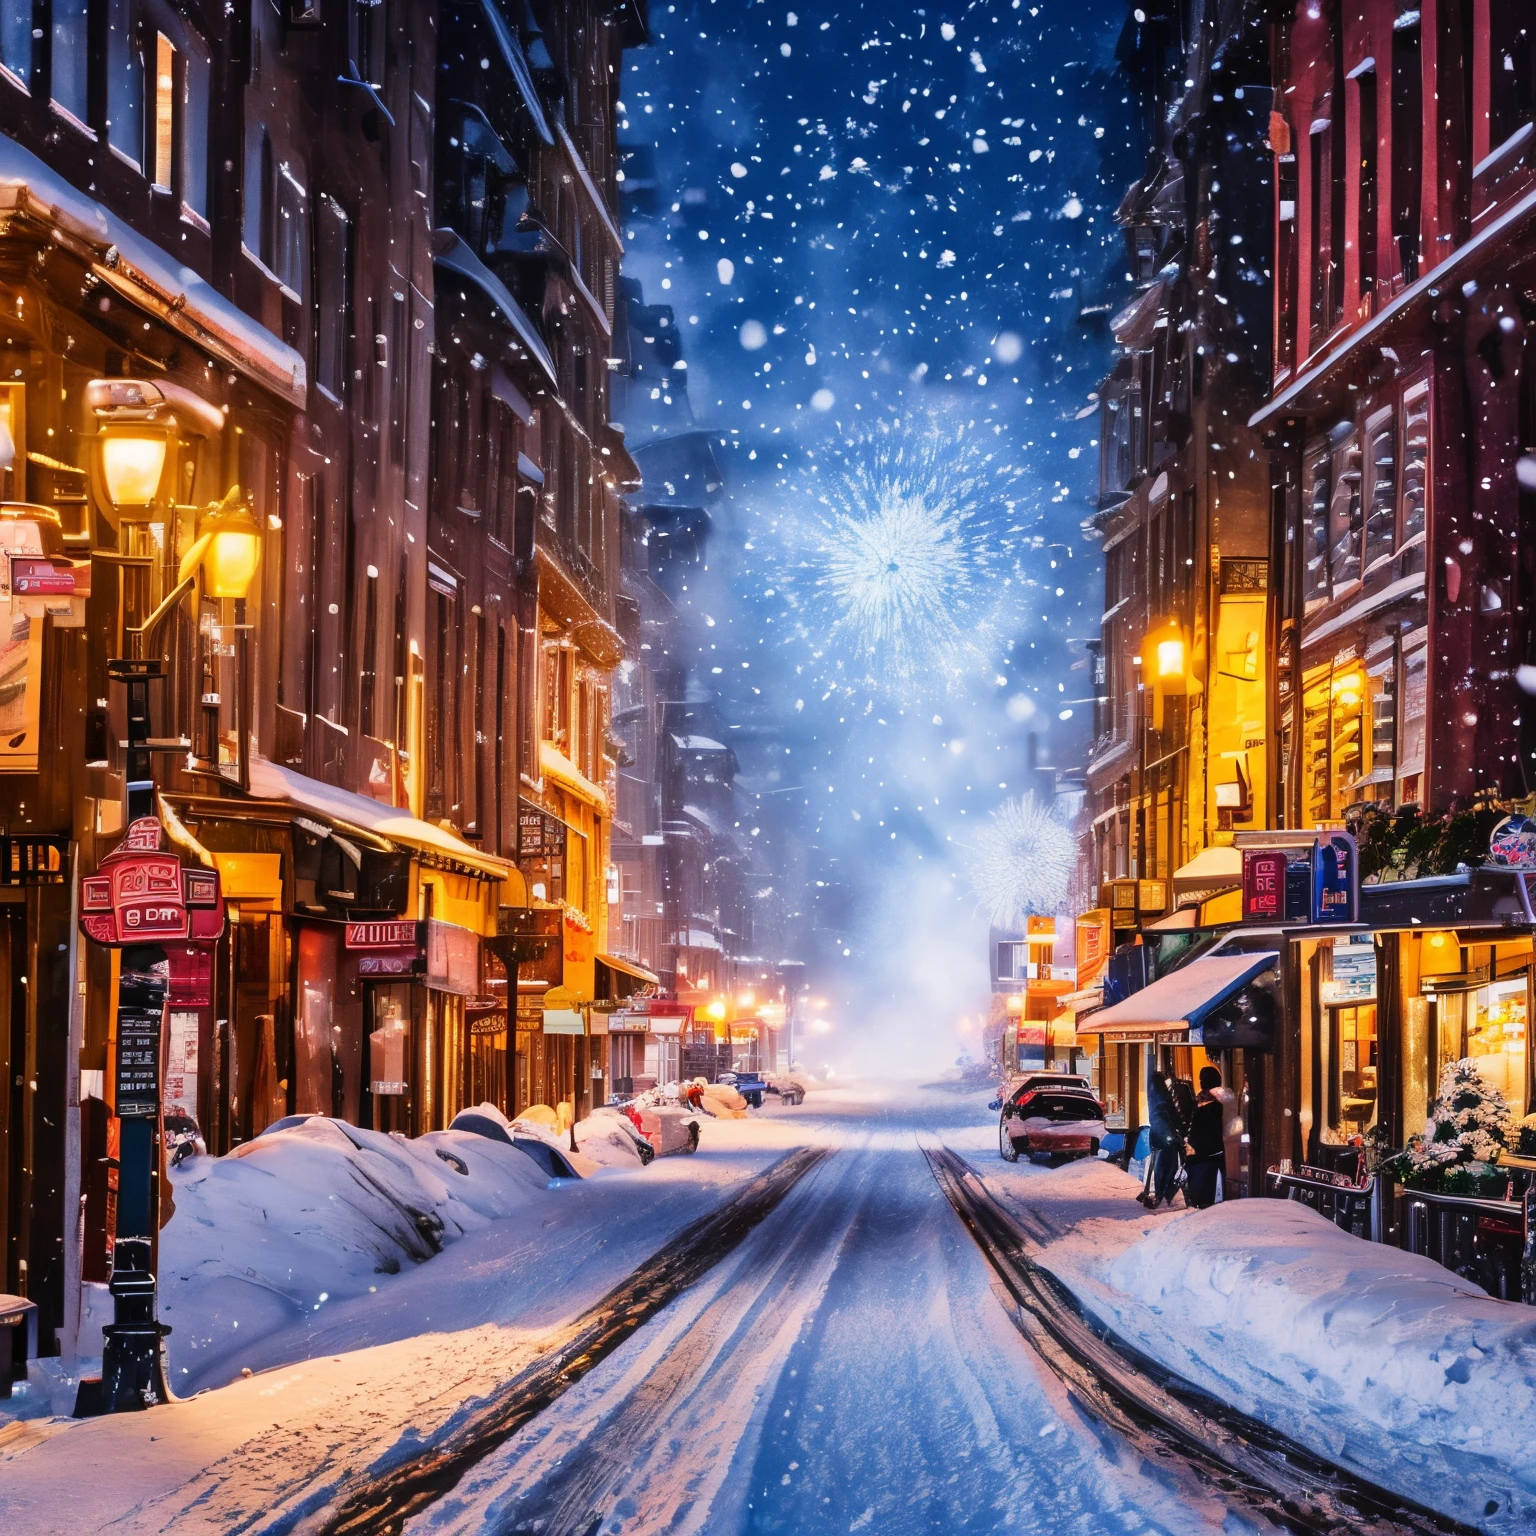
[738, 991, 755, 1010]
[100, 433, 168, 509]
[1155, 637, 1186, 680]
[704, 998, 727, 1021]
[183, 492, 262, 600]
[1006, 993, 1024, 1013]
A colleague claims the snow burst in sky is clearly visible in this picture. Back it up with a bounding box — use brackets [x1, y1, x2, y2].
[968, 794, 1075, 927]
[778, 418, 1033, 700]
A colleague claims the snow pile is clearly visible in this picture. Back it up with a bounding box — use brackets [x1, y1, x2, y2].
[1025, 1160, 1536, 1529]
[573, 1108, 648, 1168]
[155, 1117, 553, 1385]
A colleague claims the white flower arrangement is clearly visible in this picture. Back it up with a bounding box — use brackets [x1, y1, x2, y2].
[1387, 1057, 1511, 1190]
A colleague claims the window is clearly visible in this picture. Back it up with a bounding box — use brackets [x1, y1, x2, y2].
[1397, 641, 1427, 801]
[182, 42, 209, 215]
[51, 0, 89, 122]
[388, 288, 406, 465]
[274, 165, 311, 303]
[1309, 124, 1327, 342]
[106, 0, 144, 165]
[152, 33, 175, 189]
[1354, 66, 1377, 301]
[1489, 10, 1536, 152]
[244, 120, 270, 259]
[1391, 16, 1423, 281]
[358, 565, 379, 740]
[1, 0, 30, 83]
[1399, 381, 1429, 575]
[1303, 444, 1331, 601]
[351, 0, 385, 87]
[1367, 644, 1396, 785]
[1362, 406, 1397, 571]
[1328, 431, 1362, 587]
[315, 197, 350, 399]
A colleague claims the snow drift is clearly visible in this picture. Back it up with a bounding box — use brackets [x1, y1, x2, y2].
[1014, 1157, 1536, 1531]
[155, 1116, 557, 1388]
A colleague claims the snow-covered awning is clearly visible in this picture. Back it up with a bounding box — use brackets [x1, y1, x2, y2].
[671, 927, 721, 951]
[0, 137, 306, 407]
[474, 0, 553, 145]
[433, 232, 558, 386]
[245, 755, 514, 882]
[1077, 952, 1277, 1042]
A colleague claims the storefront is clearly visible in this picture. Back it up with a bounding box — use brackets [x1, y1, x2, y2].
[168, 756, 512, 1145]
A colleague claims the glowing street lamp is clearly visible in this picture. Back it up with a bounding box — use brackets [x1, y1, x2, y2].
[1143, 618, 1190, 730]
[86, 378, 223, 528]
[179, 492, 262, 600]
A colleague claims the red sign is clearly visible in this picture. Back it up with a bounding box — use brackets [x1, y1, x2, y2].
[79, 818, 224, 947]
[1242, 849, 1288, 923]
[346, 920, 420, 949]
[10, 556, 75, 595]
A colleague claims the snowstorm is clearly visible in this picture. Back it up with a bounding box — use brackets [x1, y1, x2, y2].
[1, 1, 1533, 1533]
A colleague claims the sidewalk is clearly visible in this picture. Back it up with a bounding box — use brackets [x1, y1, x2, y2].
[952, 1111, 1536, 1535]
[0, 1107, 808, 1533]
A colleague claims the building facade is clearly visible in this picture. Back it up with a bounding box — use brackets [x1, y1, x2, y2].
[0, 0, 658, 1383]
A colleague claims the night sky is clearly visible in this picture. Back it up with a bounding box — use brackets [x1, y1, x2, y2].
[618, 0, 1137, 1069]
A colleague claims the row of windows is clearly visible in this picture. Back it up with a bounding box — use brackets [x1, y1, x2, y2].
[1301, 379, 1430, 604]
[1, 0, 210, 217]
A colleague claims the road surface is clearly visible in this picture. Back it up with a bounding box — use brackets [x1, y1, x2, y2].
[405, 1087, 1245, 1536]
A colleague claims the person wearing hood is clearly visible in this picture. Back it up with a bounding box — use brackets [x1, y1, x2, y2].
[1183, 1065, 1227, 1208]
[1140, 1066, 1184, 1209]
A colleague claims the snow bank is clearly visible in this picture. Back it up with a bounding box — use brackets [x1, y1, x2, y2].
[1007, 1157, 1536, 1530]
[154, 1117, 554, 1387]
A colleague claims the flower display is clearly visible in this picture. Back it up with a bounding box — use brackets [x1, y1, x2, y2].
[1385, 1057, 1511, 1193]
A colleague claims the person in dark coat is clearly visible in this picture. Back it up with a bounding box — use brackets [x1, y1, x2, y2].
[1183, 1065, 1226, 1209]
[1140, 1067, 1184, 1208]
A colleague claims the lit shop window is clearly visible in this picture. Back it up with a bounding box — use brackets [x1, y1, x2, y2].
[153, 33, 175, 189]
[1468, 978, 1528, 1122]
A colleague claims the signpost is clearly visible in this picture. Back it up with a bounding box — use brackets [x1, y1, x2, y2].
[76, 659, 225, 1416]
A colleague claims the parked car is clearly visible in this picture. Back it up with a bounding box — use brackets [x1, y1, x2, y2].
[989, 1071, 1092, 1111]
[998, 1082, 1106, 1164]
[717, 1069, 767, 1108]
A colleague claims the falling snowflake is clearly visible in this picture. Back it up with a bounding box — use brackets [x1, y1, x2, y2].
[967, 795, 1075, 927]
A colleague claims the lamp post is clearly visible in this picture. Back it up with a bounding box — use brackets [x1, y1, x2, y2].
[77, 389, 258, 1414]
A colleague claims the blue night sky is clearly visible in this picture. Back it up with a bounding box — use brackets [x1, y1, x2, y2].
[617, 0, 1137, 1066]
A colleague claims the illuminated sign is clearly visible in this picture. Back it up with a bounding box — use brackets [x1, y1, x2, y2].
[79, 818, 223, 947]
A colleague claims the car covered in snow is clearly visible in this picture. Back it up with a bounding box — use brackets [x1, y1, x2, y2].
[716, 1069, 767, 1108]
[623, 1101, 701, 1156]
[998, 1080, 1106, 1164]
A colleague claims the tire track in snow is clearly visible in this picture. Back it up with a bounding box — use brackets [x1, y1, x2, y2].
[408, 1113, 1235, 1536]
[407, 1136, 858, 1535]
[922, 1142, 1480, 1536]
[303, 1144, 830, 1536]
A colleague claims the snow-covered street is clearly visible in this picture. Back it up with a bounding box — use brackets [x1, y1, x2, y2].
[0, 1088, 1262, 1536]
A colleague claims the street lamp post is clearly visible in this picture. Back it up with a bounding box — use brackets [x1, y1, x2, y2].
[76, 389, 259, 1413]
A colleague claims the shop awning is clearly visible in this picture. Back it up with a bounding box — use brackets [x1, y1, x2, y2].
[246, 755, 515, 884]
[1077, 951, 1278, 1042]
[1172, 845, 1242, 898]
[596, 952, 660, 1001]
[0, 138, 306, 407]
[538, 741, 611, 816]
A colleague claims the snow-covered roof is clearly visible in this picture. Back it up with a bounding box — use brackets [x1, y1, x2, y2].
[672, 734, 728, 752]
[246, 755, 512, 881]
[0, 137, 306, 406]
[671, 927, 721, 951]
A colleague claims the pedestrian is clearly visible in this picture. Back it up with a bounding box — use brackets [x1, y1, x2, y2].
[1140, 1067, 1184, 1209]
[1184, 1065, 1226, 1209]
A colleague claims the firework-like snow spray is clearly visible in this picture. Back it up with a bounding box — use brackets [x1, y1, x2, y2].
[969, 794, 1075, 928]
[772, 417, 1034, 701]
